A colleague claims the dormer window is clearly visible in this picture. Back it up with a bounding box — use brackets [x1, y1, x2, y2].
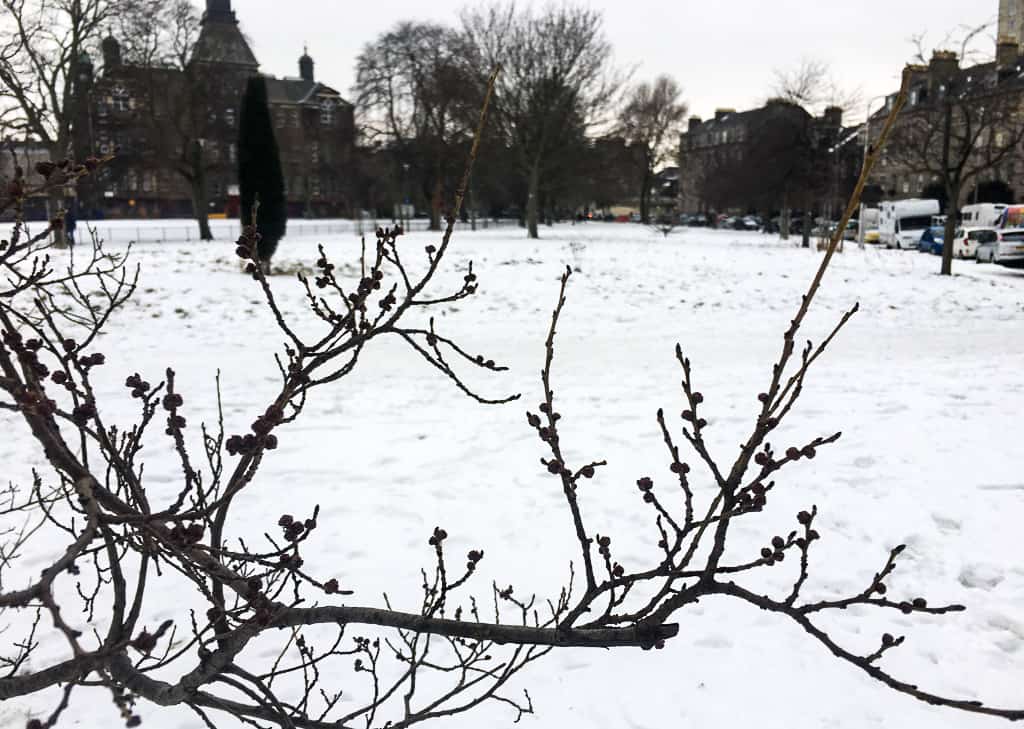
[111, 85, 130, 112]
[320, 98, 336, 126]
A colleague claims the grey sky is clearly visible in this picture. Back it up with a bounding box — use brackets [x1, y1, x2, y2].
[224, 0, 994, 123]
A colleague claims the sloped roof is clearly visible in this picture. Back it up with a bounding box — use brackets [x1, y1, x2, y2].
[191, 17, 258, 68]
[264, 78, 351, 107]
[689, 101, 809, 135]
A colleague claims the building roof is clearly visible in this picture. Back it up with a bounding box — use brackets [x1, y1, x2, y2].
[872, 52, 1024, 122]
[191, 14, 258, 68]
[687, 100, 810, 135]
[263, 77, 350, 107]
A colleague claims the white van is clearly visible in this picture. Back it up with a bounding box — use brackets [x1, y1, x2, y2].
[960, 203, 1008, 228]
[878, 199, 941, 249]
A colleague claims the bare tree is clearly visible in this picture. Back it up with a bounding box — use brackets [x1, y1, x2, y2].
[461, 2, 620, 238]
[354, 21, 478, 231]
[0, 0, 113, 244]
[772, 57, 863, 117]
[112, 0, 218, 240]
[885, 38, 1024, 275]
[618, 75, 687, 224]
[2, 66, 1024, 729]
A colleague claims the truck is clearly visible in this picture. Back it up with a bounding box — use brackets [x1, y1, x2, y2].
[960, 202, 1008, 228]
[995, 204, 1024, 228]
[878, 199, 941, 249]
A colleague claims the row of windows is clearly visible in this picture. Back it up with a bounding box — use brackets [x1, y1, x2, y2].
[102, 171, 344, 200]
[273, 103, 338, 129]
[96, 98, 340, 130]
[687, 128, 745, 149]
[284, 175, 342, 196]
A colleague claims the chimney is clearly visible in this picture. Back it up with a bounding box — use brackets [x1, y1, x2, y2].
[688, 116, 703, 132]
[714, 108, 735, 122]
[822, 105, 842, 128]
[928, 50, 959, 96]
[997, 36, 1020, 78]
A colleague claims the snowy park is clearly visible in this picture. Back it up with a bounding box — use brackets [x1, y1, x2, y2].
[2, 221, 1022, 728]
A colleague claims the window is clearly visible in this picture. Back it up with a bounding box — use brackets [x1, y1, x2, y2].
[275, 110, 285, 128]
[228, 143, 236, 163]
[320, 98, 336, 126]
[225, 107, 236, 127]
[112, 85, 130, 112]
[126, 170, 138, 191]
[290, 110, 299, 128]
[310, 141, 319, 165]
[142, 172, 157, 193]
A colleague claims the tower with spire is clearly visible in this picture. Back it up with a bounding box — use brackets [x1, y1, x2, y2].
[299, 45, 314, 82]
[191, 0, 259, 70]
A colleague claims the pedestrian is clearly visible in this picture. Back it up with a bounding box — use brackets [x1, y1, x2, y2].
[65, 206, 77, 247]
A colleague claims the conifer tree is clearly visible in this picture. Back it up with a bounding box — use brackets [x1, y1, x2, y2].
[239, 75, 287, 264]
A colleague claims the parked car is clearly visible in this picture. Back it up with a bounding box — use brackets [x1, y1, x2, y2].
[864, 229, 882, 245]
[996, 228, 1024, 268]
[953, 227, 997, 259]
[918, 226, 944, 254]
[976, 234, 1000, 263]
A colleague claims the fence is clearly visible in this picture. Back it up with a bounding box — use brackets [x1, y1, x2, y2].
[77, 217, 522, 246]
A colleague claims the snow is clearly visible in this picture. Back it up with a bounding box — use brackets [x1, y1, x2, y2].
[2, 222, 1023, 729]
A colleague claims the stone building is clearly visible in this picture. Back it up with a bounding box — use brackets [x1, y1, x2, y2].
[73, 0, 354, 220]
[867, 40, 1024, 207]
[678, 101, 859, 216]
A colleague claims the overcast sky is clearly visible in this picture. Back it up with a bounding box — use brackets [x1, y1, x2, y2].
[221, 0, 995, 123]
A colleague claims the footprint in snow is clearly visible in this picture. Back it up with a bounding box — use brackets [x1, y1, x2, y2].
[958, 563, 1005, 590]
[931, 513, 961, 532]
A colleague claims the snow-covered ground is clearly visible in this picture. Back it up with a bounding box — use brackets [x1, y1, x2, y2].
[3, 222, 1023, 729]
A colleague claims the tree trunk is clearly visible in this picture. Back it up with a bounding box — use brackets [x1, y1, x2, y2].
[469, 185, 477, 231]
[526, 163, 540, 239]
[189, 141, 213, 241]
[802, 214, 811, 249]
[48, 188, 68, 248]
[940, 102, 954, 276]
[640, 165, 652, 224]
[780, 191, 790, 240]
[430, 173, 443, 232]
[942, 181, 959, 276]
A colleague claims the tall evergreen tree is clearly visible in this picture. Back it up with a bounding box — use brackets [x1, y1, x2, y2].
[238, 75, 286, 263]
